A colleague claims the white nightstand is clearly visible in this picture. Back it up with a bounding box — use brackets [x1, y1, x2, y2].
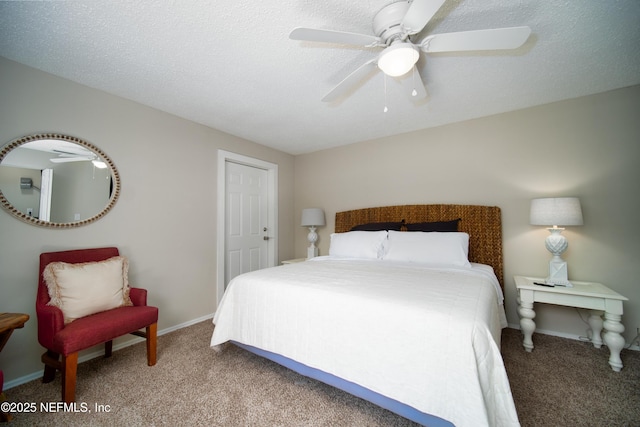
[514, 275, 629, 371]
[281, 258, 306, 265]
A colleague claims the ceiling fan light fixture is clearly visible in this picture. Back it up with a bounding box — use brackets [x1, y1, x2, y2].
[92, 160, 108, 169]
[377, 43, 419, 77]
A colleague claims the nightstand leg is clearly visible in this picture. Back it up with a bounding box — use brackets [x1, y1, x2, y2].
[518, 300, 536, 352]
[603, 312, 625, 372]
[588, 310, 604, 348]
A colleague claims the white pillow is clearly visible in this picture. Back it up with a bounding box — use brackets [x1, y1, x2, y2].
[383, 231, 471, 267]
[329, 230, 388, 259]
[43, 256, 133, 324]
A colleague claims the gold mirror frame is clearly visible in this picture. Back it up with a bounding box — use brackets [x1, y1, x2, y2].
[0, 133, 120, 228]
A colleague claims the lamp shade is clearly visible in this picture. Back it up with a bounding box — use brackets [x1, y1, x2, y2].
[301, 208, 325, 227]
[530, 197, 583, 226]
[377, 43, 419, 77]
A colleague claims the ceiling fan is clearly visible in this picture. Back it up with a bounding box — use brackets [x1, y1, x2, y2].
[290, 0, 531, 102]
[49, 150, 107, 168]
[49, 152, 95, 163]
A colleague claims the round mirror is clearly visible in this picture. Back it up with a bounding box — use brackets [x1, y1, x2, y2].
[0, 133, 120, 228]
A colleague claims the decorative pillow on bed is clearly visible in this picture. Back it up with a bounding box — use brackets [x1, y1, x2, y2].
[329, 230, 388, 259]
[350, 221, 404, 231]
[43, 256, 133, 324]
[383, 231, 471, 267]
[404, 218, 460, 232]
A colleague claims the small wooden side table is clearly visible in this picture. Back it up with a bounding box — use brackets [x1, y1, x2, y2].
[0, 312, 30, 422]
[0, 313, 29, 352]
[515, 276, 628, 372]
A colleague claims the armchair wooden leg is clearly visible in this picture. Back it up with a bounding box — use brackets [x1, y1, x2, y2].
[105, 340, 113, 358]
[147, 323, 157, 366]
[42, 350, 59, 383]
[62, 352, 78, 403]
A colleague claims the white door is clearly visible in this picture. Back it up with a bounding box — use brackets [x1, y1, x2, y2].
[217, 150, 278, 305]
[39, 168, 53, 221]
[224, 161, 270, 286]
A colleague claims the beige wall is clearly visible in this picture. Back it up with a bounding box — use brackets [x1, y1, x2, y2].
[0, 57, 295, 384]
[2, 53, 638, 387]
[295, 85, 640, 345]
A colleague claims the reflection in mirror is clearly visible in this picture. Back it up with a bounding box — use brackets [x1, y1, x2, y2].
[0, 133, 120, 228]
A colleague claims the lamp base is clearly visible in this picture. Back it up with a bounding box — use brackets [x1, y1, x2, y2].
[306, 226, 319, 259]
[307, 246, 318, 259]
[546, 258, 572, 287]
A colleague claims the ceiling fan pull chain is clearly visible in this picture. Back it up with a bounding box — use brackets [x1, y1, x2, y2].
[411, 67, 418, 97]
[383, 74, 389, 113]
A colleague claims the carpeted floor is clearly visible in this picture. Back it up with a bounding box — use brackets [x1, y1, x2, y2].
[501, 327, 640, 427]
[2, 321, 639, 426]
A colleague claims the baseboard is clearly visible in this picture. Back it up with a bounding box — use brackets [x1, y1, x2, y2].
[506, 322, 640, 351]
[3, 313, 215, 391]
[7, 316, 634, 390]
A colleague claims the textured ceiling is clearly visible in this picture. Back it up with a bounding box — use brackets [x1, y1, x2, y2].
[1, 1, 639, 155]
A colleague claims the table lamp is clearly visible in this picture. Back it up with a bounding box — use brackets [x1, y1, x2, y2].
[530, 197, 583, 286]
[301, 208, 325, 259]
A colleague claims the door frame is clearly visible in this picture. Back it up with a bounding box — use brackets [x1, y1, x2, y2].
[216, 150, 278, 306]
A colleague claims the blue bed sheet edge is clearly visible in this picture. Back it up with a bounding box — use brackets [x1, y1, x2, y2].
[233, 341, 453, 427]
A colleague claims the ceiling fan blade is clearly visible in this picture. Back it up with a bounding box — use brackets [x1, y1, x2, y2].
[395, 66, 428, 100]
[50, 156, 95, 163]
[322, 59, 378, 102]
[421, 26, 532, 52]
[53, 148, 93, 156]
[290, 27, 382, 47]
[401, 0, 447, 35]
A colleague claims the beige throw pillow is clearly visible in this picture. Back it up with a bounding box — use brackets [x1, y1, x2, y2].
[43, 256, 133, 324]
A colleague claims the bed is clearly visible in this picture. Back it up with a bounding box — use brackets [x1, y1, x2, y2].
[210, 205, 519, 426]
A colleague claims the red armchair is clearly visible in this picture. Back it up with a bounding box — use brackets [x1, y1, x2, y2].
[37, 247, 158, 403]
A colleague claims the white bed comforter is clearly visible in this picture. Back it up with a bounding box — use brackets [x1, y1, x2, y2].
[210, 258, 519, 427]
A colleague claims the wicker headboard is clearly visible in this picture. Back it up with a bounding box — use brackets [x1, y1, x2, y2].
[335, 204, 504, 288]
